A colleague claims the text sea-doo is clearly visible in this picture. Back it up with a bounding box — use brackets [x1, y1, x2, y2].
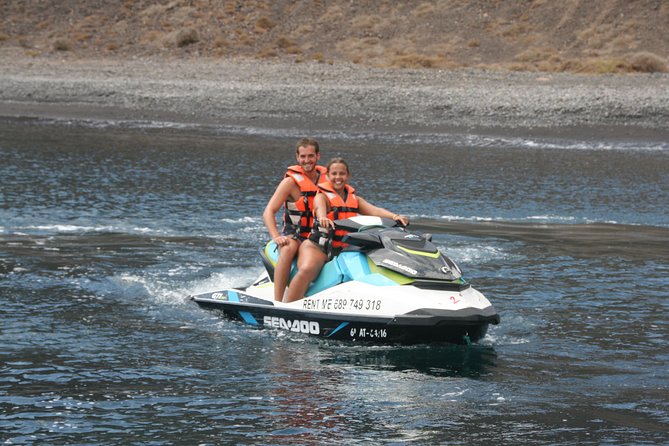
[191, 216, 500, 344]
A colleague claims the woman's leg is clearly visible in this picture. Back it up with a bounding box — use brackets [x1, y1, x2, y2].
[273, 238, 300, 302]
[284, 241, 327, 303]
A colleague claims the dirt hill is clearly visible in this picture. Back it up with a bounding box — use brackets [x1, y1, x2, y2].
[1, 0, 668, 73]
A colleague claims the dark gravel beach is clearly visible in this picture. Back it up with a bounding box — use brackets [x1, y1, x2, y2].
[1, 50, 668, 140]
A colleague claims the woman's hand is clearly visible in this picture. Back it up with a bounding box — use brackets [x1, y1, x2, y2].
[318, 217, 335, 229]
[392, 214, 410, 226]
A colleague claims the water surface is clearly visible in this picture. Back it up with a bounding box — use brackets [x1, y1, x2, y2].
[1, 119, 668, 444]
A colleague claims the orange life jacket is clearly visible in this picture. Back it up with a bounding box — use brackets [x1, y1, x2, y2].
[318, 180, 359, 248]
[283, 164, 327, 238]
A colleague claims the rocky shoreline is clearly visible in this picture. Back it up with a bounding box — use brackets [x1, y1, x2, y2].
[1, 51, 668, 140]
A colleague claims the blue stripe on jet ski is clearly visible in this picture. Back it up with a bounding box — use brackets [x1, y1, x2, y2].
[239, 311, 258, 325]
[327, 322, 349, 337]
[227, 291, 258, 325]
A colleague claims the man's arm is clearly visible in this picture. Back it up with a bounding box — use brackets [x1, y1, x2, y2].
[263, 177, 296, 243]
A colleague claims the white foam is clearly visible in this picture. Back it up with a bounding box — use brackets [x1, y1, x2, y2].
[220, 216, 259, 224]
[117, 266, 263, 306]
[31, 116, 669, 152]
[484, 333, 530, 346]
[439, 243, 518, 264]
[9, 223, 178, 237]
[31, 224, 111, 232]
[525, 215, 577, 222]
[434, 214, 615, 224]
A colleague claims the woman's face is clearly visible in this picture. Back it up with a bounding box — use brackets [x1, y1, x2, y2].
[327, 162, 349, 191]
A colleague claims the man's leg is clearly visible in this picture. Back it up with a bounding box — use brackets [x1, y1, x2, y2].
[273, 239, 300, 302]
[284, 241, 327, 303]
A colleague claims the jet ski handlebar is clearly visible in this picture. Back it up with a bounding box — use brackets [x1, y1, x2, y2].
[327, 216, 406, 251]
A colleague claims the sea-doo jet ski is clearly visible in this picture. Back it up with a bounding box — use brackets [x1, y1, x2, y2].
[191, 216, 500, 344]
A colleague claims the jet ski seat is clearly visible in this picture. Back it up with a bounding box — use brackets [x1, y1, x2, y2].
[261, 241, 399, 298]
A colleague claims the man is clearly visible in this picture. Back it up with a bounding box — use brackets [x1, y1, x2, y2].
[282, 157, 409, 303]
[262, 138, 326, 302]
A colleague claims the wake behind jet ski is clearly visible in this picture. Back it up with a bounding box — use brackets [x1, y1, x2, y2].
[191, 216, 500, 344]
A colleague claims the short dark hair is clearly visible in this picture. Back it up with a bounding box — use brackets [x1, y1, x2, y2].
[296, 137, 320, 154]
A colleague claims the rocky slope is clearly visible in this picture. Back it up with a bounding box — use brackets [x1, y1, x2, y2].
[1, 0, 668, 73]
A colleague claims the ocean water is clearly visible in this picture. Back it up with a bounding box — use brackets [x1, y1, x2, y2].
[1, 118, 668, 445]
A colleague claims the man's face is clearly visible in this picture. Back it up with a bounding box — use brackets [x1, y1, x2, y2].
[296, 145, 320, 172]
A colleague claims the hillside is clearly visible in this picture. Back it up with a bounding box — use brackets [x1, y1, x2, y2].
[1, 0, 668, 73]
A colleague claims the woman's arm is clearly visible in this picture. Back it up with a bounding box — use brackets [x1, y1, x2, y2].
[313, 193, 334, 229]
[357, 196, 409, 226]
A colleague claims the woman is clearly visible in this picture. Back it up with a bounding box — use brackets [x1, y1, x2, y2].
[283, 157, 409, 303]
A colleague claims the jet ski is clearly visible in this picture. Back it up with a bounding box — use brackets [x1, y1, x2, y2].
[191, 216, 500, 344]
